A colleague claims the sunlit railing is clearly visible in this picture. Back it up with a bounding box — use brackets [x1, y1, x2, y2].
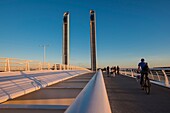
[65, 69, 111, 113]
[0, 58, 88, 72]
[120, 68, 170, 87]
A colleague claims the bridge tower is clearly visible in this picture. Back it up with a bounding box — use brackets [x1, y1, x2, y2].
[62, 12, 70, 65]
[90, 10, 97, 71]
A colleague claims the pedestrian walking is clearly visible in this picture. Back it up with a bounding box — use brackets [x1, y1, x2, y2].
[106, 66, 110, 77]
[116, 66, 120, 75]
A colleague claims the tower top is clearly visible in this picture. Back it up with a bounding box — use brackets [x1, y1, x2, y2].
[90, 10, 95, 14]
[64, 12, 69, 16]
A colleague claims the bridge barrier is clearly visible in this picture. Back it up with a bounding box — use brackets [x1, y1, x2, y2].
[65, 69, 112, 113]
[0, 58, 88, 72]
[120, 68, 170, 88]
[0, 70, 91, 103]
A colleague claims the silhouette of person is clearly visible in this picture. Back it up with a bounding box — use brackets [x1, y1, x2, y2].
[112, 66, 116, 76]
[116, 66, 120, 74]
[106, 66, 110, 77]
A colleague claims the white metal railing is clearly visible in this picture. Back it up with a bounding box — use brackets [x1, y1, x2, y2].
[120, 68, 170, 87]
[0, 58, 88, 72]
[65, 69, 111, 113]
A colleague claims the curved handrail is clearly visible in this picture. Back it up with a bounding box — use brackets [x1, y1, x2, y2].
[120, 68, 170, 87]
[65, 69, 111, 113]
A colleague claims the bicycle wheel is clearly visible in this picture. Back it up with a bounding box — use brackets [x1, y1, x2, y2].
[145, 79, 150, 94]
[141, 80, 145, 90]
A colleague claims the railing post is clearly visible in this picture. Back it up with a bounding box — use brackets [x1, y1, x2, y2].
[54, 64, 57, 70]
[4, 58, 7, 72]
[162, 70, 170, 87]
[125, 70, 127, 75]
[39, 62, 42, 71]
[5, 58, 10, 72]
[59, 64, 62, 70]
[25, 60, 30, 71]
[149, 71, 154, 80]
[25, 60, 27, 71]
[48, 63, 50, 70]
[131, 69, 134, 77]
[65, 65, 67, 70]
[155, 71, 161, 81]
[28, 61, 30, 71]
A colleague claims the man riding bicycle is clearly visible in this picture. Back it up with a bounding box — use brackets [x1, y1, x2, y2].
[137, 58, 149, 86]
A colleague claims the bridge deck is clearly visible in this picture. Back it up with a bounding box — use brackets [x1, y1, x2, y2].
[1, 72, 170, 113]
[0, 72, 94, 113]
[104, 73, 170, 113]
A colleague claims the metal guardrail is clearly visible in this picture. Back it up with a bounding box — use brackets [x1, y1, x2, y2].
[0, 58, 88, 72]
[120, 68, 170, 87]
[65, 69, 112, 113]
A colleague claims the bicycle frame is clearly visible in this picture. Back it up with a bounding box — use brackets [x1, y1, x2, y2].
[142, 73, 151, 94]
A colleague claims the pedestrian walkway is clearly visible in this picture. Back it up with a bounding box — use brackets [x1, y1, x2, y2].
[104, 73, 170, 113]
[0, 72, 94, 113]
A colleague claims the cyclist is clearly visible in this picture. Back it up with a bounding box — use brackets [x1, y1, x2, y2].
[137, 58, 149, 87]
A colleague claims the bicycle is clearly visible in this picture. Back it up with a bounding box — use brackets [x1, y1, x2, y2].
[141, 73, 151, 94]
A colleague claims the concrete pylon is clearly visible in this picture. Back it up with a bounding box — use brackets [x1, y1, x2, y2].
[62, 12, 70, 65]
[90, 10, 97, 71]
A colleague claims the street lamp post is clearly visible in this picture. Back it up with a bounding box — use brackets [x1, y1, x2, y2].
[40, 45, 49, 70]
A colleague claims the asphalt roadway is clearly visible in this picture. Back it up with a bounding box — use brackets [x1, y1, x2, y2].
[104, 73, 170, 113]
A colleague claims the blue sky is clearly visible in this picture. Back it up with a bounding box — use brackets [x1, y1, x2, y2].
[0, 0, 170, 68]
